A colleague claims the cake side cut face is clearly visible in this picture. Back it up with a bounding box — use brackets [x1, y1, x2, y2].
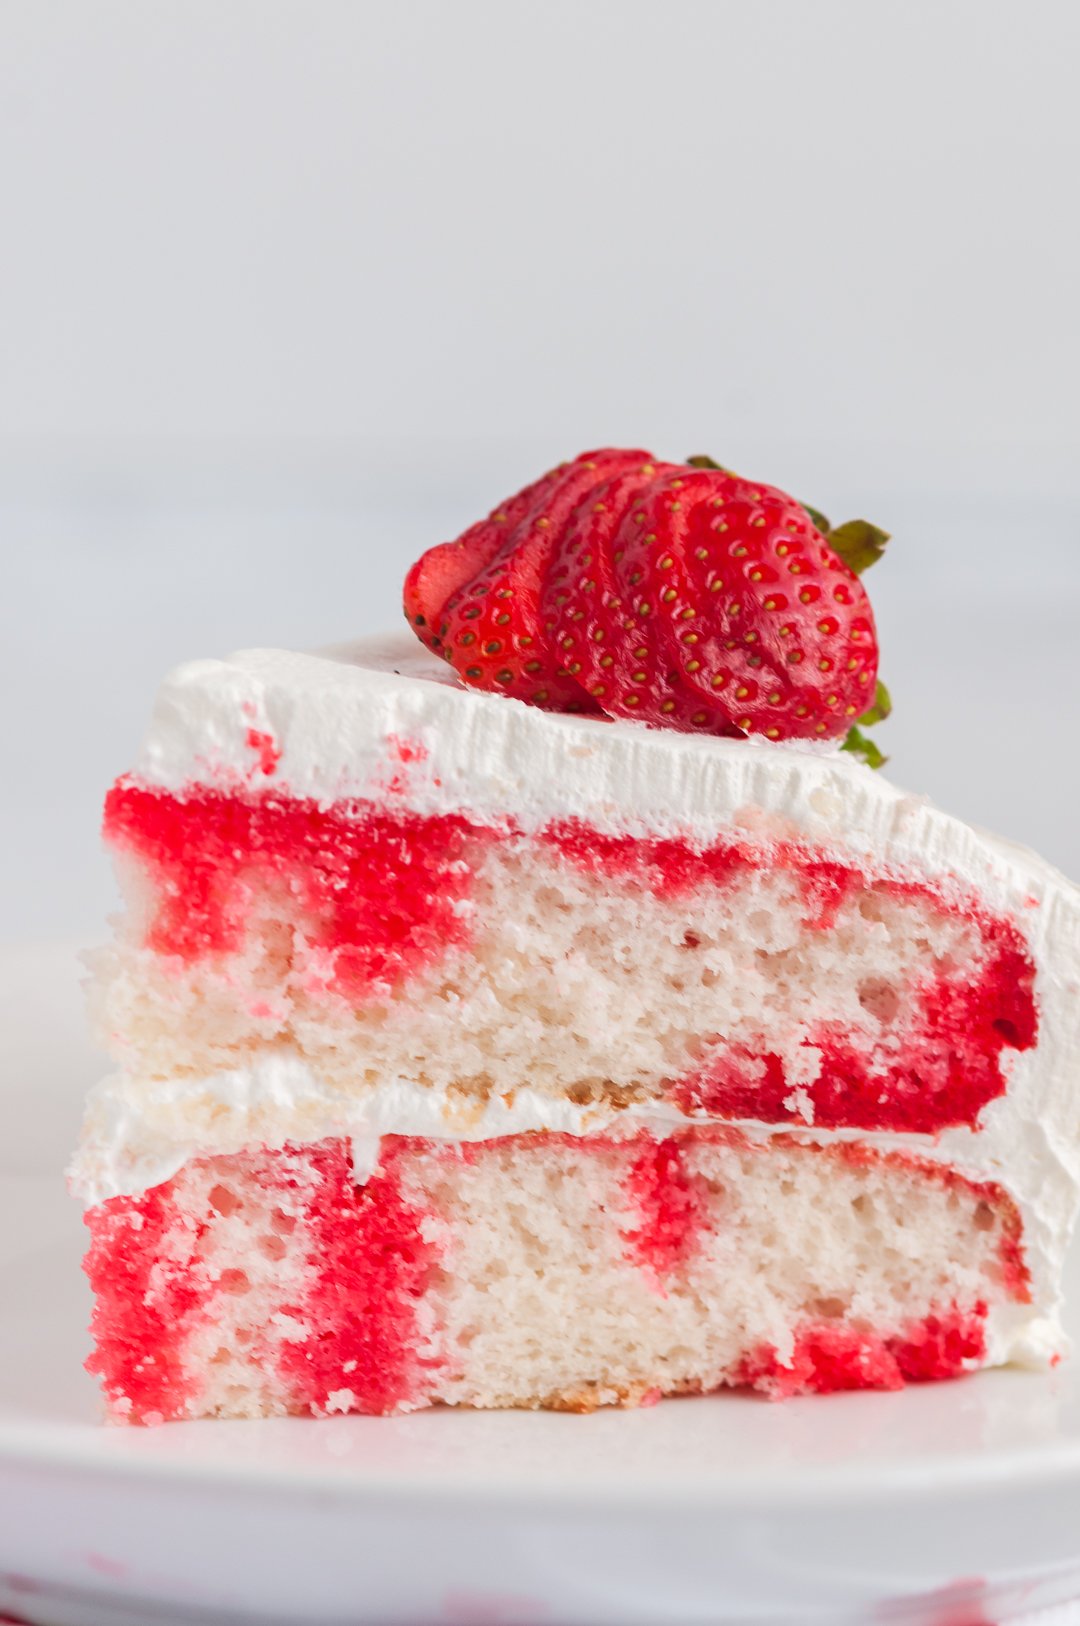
[83, 1128, 1031, 1422]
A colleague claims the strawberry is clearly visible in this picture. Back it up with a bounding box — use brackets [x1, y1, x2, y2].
[541, 465, 665, 714]
[614, 470, 879, 741]
[403, 540, 491, 656]
[608, 468, 747, 732]
[403, 464, 566, 655]
[402, 448, 888, 754]
[544, 466, 739, 732]
[437, 449, 656, 709]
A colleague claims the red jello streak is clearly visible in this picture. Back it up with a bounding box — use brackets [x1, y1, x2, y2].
[613, 1128, 1029, 1306]
[84, 1178, 208, 1423]
[548, 820, 867, 926]
[737, 1303, 989, 1399]
[546, 820, 751, 897]
[547, 819, 1037, 1134]
[244, 727, 281, 777]
[382, 1129, 715, 1285]
[676, 925, 1035, 1130]
[104, 781, 486, 994]
[276, 1139, 442, 1415]
[621, 1137, 708, 1282]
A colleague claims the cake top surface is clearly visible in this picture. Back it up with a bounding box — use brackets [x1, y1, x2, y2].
[129, 632, 1078, 921]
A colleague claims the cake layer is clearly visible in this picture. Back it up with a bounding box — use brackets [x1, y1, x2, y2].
[97, 780, 1037, 1135]
[83, 1128, 1040, 1424]
[89, 636, 1080, 1152]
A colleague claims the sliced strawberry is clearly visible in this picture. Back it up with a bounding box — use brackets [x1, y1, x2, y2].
[640, 475, 878, 741]
[439, 449, 658, 709]
[541, 463, 722, 729]
[403, 450, 882, 746]
[403, 464, 566, 654]
[605, 470, 744, 733]
[404, 541, 489, 655]
[543, 466, 665, 710]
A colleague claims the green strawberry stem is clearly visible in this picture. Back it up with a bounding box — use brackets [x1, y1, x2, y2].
[841, 679, 892, 768]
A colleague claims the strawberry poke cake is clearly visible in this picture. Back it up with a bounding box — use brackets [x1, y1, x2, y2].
[71, 448, 1080, 1423]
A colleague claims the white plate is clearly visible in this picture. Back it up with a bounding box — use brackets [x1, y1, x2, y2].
[1, 944, 1079, 1626]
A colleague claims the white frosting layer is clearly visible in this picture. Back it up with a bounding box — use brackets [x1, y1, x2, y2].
[134, 633, 1074, 915]
[70, 1059, 694, 1204]
[75, 632, 1080, 1356]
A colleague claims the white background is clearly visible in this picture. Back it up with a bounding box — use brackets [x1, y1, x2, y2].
[2, 0, 1078, 941]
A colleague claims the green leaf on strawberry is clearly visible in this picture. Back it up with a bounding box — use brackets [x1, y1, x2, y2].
[859, 678, 892, 727]
[840, 678, 892, 768]
[828, 519, 890, 575]
[800, 502, 832, 534]
[840, 724, 888, 770]
[686, 454, 733, 473]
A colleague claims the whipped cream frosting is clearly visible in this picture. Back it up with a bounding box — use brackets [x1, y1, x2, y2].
[73, 631, 1080, 1361]
[134, 634, 1075, 920]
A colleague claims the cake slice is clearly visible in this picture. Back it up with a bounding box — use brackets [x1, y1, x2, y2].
[72, 635, 1080, 1420]
[71, 452, 1080, 1422]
